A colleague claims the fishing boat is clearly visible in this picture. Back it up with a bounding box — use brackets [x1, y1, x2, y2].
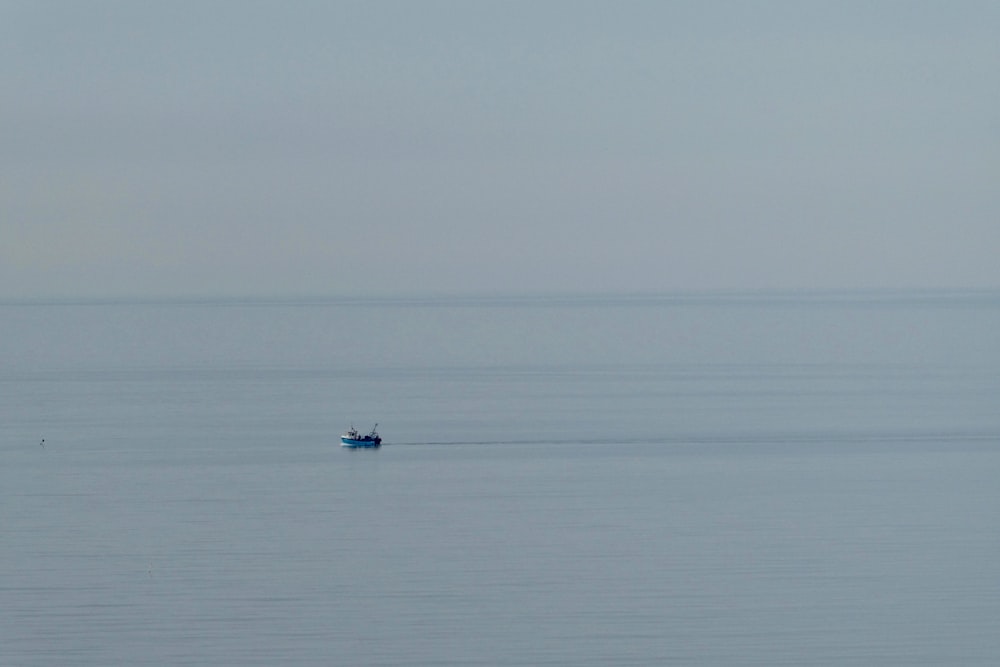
[341, 424, 382, 448]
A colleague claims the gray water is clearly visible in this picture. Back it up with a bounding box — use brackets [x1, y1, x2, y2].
[2, 292, 999, 665]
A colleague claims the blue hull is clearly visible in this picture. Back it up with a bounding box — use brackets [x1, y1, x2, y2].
[341, 437, 381, 448]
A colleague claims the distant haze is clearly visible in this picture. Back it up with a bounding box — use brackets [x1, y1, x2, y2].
[3, 1, 998, 299]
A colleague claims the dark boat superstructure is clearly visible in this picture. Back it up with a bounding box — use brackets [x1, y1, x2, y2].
[341, 424, 382, 448]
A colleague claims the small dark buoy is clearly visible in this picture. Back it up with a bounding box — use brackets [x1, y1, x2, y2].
[40, 439, 45, 449]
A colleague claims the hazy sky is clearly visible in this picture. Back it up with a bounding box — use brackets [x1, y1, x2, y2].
[3, 1, 998, 298]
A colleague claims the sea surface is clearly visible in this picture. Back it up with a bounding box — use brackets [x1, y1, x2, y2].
[2, 291, 999, 665]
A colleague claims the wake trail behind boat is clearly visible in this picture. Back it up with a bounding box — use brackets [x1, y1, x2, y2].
[386, 431, 998, 448]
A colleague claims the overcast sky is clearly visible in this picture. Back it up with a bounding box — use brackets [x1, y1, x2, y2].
[2, 1, 998, 298]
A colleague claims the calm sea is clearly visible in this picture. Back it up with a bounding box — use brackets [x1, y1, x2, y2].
[2, 292, 999, 665]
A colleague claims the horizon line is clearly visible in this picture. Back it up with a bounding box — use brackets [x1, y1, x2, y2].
[2, 287, 999, 307]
